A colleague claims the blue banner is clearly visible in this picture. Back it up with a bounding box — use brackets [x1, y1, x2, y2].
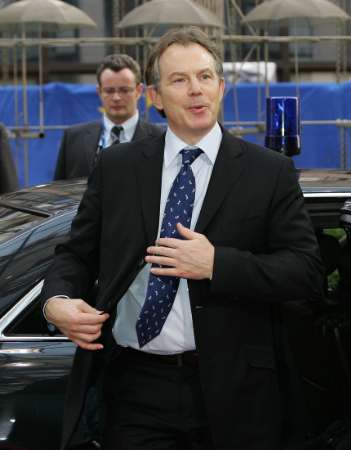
[0, 82, 350, 187]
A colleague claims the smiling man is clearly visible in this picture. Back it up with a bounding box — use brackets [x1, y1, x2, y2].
[54, 53, 162, 180]
[42, 28, 323, 450]
[149, 41, 224, 144]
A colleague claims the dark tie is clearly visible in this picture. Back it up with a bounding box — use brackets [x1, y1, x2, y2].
[136, 147, 203, 347]
[111, 125, 123, 144]
[94, 125, 124, 166]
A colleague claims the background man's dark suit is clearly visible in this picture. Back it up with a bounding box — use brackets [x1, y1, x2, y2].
[53, 119, 162, 180]
[42, 130, 323, 450]
[0, 123, 18, 194]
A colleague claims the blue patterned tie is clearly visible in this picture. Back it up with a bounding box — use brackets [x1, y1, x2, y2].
[136, 148, 203, 347]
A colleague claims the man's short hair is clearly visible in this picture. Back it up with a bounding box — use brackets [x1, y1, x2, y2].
[96, 54, 142, 85]
[145, 26, 223, 87]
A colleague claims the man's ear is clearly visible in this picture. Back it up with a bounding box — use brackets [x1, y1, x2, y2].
[136, 83, 144, 100]
[219, 77, 225, 102]
[146, 85, 163, 110]
[96, 84, 102, 99]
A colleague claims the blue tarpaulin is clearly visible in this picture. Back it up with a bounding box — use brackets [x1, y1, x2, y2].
[1, 81, 351, 187]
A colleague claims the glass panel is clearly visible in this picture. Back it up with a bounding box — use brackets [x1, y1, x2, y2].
[5, 293, 63, 337]
[0, 212, 74, 317]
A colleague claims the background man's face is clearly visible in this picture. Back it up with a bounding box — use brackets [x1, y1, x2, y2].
[149, 43, 224, 144]
[97, 68, 143, 124]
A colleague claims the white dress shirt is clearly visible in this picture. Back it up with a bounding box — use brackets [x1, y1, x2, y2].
[100, 111, 139, 147]
[113, 122, 222, 354]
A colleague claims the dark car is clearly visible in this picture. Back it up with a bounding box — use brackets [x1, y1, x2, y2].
[0, 180, 86, 450]
[0, 172, 350, 450]
[287, 170, 351, 444]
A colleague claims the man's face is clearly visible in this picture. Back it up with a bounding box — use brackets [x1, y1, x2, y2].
[97, 68, 143, 124]
[148, 43, 224, 144]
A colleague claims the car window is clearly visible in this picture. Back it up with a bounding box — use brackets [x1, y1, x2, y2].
[0, 211, 74, 317]
[317, 227, 351, 303]
[4, 291, 64, 337]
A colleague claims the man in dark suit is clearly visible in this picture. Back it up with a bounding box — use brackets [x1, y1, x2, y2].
[0, 122, 18, 194]
[54, 53, 162, 180]
[42, 27, 323, 450]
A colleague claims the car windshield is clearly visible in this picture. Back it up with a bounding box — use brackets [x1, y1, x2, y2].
[0, 181, 85, 319]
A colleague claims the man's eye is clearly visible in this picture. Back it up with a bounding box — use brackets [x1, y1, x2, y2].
[173, 78, 185, 83]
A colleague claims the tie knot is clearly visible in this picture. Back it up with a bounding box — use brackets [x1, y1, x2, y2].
[180, 148, 203, 166]
[111, 125, 123, 141]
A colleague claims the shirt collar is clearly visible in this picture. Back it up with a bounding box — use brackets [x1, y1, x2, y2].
[164, 122, 222, 168]
[102, 111, 139, 141]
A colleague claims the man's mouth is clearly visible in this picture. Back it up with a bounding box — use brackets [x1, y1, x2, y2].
[188, 105, 207, 113]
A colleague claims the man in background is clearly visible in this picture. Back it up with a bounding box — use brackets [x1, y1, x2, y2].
[54, 53, 162, 180]
[0, 122, 18, 194]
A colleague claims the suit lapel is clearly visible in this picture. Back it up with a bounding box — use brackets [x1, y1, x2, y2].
[86, 122, 102, 171]
[195, 131, 246, 233]
[132, 120, 145, 140]
[135, 134, 166, 244]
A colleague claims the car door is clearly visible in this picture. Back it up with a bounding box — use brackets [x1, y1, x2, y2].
[0, 280, 76, 450]
[0, 211, 76, 450]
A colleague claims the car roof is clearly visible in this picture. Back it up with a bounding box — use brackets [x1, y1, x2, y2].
[0, 170, 349, 211]
[0, 171, 349, 232]
[298, 170, 351, 229]
[299, 170, 351, 197]
[0, 179, 87, 217]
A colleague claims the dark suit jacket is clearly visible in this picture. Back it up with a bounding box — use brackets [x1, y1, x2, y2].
[53, 119, 163, 180]
[42, 129, 323, 450]
[0, 123, 18, 194]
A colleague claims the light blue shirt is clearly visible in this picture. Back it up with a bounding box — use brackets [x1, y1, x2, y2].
[113, 122, 223, 354]
[99, 111, 139, 148]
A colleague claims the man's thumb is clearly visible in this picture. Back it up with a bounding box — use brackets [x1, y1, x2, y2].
[177, 222, 197, 239]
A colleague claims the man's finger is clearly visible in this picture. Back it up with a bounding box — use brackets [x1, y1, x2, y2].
[74, 311, 109, 326]
[69, 323, 105, 334]
[146, 245, 177, 256]
[155, 225, 202, 248]
[150, 266, 179, 277]
[71, 330, 101, 343]
[74, 339, 104, 351]
[145, 255, 177, 266]
[76, 299, 106, 316]
[155, 237, 180, 248]
[65, 329, 103, 348]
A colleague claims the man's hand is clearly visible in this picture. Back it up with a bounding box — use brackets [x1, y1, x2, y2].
[146, 223, 214, 280]
[45, 298, 109, 350]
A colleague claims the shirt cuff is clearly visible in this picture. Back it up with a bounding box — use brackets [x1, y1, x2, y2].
[42, 295, 70, 322]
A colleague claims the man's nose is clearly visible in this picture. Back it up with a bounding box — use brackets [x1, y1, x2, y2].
[112, 90, 122, 99]
[188, 77, 202, 94]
